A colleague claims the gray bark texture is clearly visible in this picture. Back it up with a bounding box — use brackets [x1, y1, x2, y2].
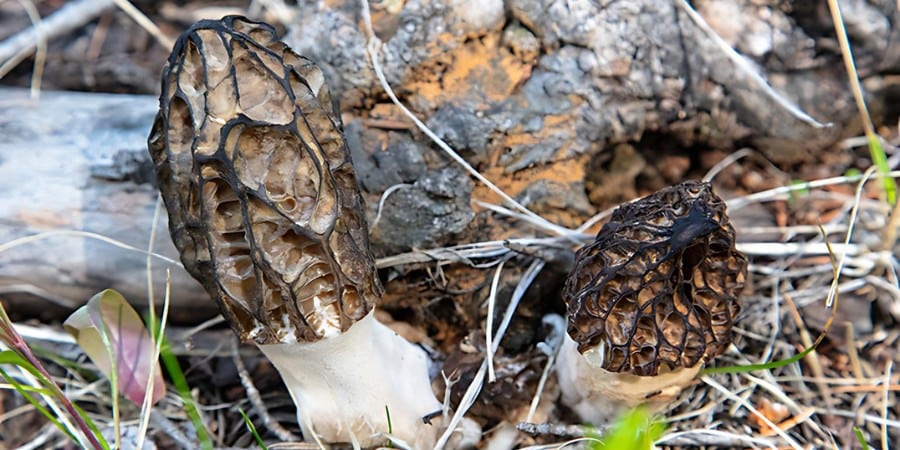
[3, 0, 900, 321]
[0, 89, 212, 320]
[284, 0, 880, 169]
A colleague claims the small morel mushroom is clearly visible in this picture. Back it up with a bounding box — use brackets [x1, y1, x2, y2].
[148, 16, 442, 447]
[556, 180, 747, 423]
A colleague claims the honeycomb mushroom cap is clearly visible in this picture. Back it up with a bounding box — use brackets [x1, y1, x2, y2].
[148, 16, 381, 344]
[563, 180, 747, 376]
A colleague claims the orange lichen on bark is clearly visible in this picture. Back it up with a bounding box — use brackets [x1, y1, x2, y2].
[470, 156, 590, 229]
[406, 32, 533, 106]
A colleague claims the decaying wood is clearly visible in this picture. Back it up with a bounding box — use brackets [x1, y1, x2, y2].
[283, 0, 900, 182]
[0, 88, 212, 320]
[287, 0, 832, 173]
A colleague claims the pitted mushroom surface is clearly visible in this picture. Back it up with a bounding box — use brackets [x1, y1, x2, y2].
[147, 17, 449, 448]
[147, 16, 381, 345]
[555, 180, 748, 422]
[564, 180, 747, 376]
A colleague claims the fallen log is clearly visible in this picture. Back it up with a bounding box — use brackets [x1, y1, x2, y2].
[0, 88, 213, 321]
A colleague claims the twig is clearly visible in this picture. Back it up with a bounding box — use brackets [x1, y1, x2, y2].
[702, 375, 803, 450]
[10, 0, 46, 98]
[515, 421, 598, 438]
[14, 423, 63, 450]
[703, 148, 754, 182]
[439, 370, 461, 423]
[109, 0, 173, 49]
[783, 293, 835, 416]
[825, 167, 874, 308]
[516, 422, 778, 448]
[0, 230, 181, 266]
[485, 258, 508, 383]
[230, 337, 299, 442]
[150, 409, 195, 450]
[526, 315, 565, 423]
[827, 0, 896, 205]
[575, 204, 617, 234]
[137, 195, 169, 450]
[845, 324, 866, 380]
[675, 0, 828, 129]
[0, 0, 115, 71]
[736, 242, 862, 257]
[655, 429, 778, 448]
[0, 283, 73, 309]
[820, 408, 900, 428]
[374, 236, 569, 268]
[434, 260, 545, 450]
[370, 183, 413, 231]
[727, 169, 900, 209]
[882, 360, 892, 450]
[473, 201, 583, 241]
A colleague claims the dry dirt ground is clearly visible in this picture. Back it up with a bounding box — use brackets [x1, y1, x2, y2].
[1, 0, 900, 449]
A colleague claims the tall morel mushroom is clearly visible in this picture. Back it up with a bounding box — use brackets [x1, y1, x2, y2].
[147, 16, 442, 447]
[556, 180, 747, 423]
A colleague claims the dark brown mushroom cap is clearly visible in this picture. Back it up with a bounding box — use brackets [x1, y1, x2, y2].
[147, 16, 381, 344]
[563, 180, 747, 376]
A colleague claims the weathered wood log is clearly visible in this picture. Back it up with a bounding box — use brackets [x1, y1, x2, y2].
[0, 88, 213, 321]
[0, 84, 479, 324]
[286, 0, 837, 171]
[0, 87, 476, 322]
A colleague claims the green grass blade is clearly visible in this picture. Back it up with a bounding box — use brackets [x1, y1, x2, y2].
[384, 405, 393, 448]
[30, 345, 100, 381]
[867, 135, 896, 204]
[701, 342, 816, 375]
[0, 351, 111, 450]
[0, 303, 109, 450]
[0, 364, 80, 444]
[0, 349, 42, 377]
[587, 407, 666, 450]
[238, 408, 267, 450]
[158, 337, 213, 450]
[828, 0, 896, 204]
[853, 427, 870, 450]
[72, 402, 111, 450]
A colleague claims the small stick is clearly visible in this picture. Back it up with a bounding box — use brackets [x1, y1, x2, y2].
[0, 0, 115, 67]
[881, 360, 892, 450]
[149, 409, 195, 450]
[783, 293, 835, 416]
[525, 315, 564, 423]
[514, 421, 596, 438]
[230, 338, 299, 442]
[845, 323, 866, 380]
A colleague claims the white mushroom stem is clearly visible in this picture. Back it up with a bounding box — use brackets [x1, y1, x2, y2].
[258, 311, 443, 449]
[555, 333, 701, 424]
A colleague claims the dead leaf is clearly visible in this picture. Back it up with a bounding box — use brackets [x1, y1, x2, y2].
[64, 289, 165, 406]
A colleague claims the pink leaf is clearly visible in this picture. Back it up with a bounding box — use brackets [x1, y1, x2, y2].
[64, 289, 165, 406]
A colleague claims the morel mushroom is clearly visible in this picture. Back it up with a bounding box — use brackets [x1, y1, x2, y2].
[148, 16, 442, 447]
[556, 180, 747, 423]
